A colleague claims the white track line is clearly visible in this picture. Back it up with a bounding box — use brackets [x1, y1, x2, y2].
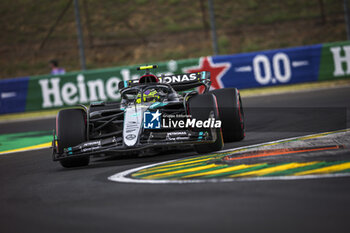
[0, 143, 52, 156]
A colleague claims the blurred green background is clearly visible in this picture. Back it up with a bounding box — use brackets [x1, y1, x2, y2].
[0, 0, 346, 78]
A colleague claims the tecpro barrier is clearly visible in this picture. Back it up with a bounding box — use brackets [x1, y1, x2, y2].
[0, 41, 349, 114]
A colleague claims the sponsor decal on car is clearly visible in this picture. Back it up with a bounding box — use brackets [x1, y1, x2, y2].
[158, 73, 198, 84]
[125, 134, 136, 140]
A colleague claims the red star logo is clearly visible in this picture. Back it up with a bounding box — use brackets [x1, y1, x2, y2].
[184, 57, 230, 93]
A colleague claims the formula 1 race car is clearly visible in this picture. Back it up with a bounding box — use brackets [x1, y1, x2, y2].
[52, 65, 245, 168]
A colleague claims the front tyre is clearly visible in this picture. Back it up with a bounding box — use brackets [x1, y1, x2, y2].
[210, 88, 245, 142]
[188, 93, 224, 154]
[56, 108, 90, 168]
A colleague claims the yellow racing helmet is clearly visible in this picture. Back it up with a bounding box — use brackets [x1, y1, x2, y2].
[136, 89, 160, 104]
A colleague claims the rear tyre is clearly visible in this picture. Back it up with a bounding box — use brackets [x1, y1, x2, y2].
[210, 88, 245, 142]
[188, 93, 224, 154]
[56, 108, 90, 168]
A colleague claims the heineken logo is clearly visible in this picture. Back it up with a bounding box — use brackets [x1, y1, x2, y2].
[39, 74, 122, 108]
[330, 45, 350, 77]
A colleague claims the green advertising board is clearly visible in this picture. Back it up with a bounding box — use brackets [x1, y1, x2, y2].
[26, 58, 199, 111]
[319, 41, 350, 81]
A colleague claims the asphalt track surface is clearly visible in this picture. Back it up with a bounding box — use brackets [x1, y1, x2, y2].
[0, 86, 350, 233]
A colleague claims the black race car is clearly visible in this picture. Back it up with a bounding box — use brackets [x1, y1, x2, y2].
[52, 65, 244, 168]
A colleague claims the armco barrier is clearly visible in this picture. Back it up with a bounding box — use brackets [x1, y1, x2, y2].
[0, 41, 349, 114]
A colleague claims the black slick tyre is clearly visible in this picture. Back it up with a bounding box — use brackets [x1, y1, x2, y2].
[56, 108, 90, 168]
[210, 88, 245, 142]
[188, 93, 224, 154]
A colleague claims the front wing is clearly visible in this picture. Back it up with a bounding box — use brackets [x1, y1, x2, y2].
[52, 129, 217, 161]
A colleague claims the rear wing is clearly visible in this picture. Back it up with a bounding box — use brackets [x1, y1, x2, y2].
[118, 71, 211, 92]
